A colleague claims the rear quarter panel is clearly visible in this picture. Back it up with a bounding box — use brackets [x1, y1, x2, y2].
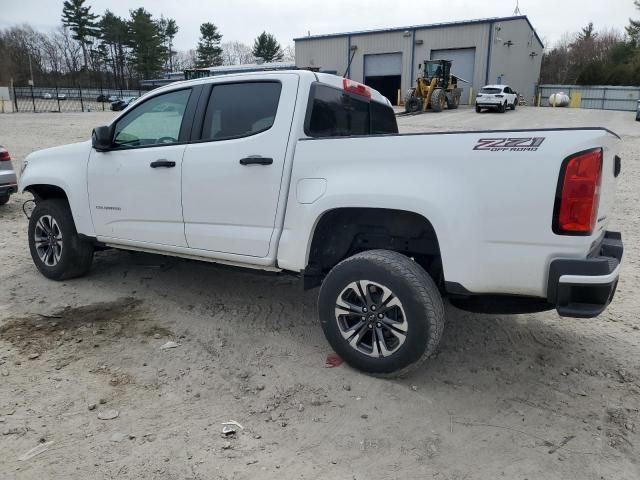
[277, 128, 620, 297]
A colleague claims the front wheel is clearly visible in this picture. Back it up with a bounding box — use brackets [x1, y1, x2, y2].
[318, 250, 445, 376]
[0, 194, 9, 206]
[28, 199, 94, 280]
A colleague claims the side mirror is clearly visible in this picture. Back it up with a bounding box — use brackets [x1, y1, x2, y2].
[92, 125, 113, 152]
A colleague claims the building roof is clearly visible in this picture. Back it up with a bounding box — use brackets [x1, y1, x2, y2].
[294, 15, 543, 49]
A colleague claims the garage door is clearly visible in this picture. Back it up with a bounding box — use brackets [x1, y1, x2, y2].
[430, 48, 475, 104]
[364, 53, 402, 105]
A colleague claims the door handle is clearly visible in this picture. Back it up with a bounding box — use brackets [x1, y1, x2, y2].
[150, 160, 176, 168]
[239, 156, 273, 166]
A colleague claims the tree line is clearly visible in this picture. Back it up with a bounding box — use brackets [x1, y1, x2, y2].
[0, 0, 294, 89]
[541, 2, 640, 85]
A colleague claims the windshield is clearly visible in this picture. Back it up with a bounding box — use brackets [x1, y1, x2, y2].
[425, 63, 443, 78]
[480, 88, 502, 94]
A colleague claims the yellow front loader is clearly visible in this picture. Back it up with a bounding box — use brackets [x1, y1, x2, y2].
[404, 60, 464, 113]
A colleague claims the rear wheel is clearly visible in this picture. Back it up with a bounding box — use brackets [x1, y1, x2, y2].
[318, 250, 445, 376]
[446, 93, 460, 110]
[0, 194, 9, 206]
[28, 199, 94, 280]
[405, 96, 422, 113]
[499, 101, 506, 113]
[475, 105, 482, 113]
[430, 89, 446, 112]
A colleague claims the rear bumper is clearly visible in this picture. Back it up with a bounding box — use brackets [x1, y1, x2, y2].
[476, 103, 503, 109]
[0, 170, 17, 196]
[0, 183, 17, 196]
[547, 231, 623, 318]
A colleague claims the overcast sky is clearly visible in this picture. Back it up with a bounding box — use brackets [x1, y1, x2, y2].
[0, 0, 637, 50]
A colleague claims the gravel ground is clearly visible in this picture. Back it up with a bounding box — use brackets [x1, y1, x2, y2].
[0, 107, 638, 480]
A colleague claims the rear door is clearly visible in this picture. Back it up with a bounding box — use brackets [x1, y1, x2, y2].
[181, 74, 299, 257]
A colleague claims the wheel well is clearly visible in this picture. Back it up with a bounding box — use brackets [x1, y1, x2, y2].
[304, 208, 442, 289]
[25, 184, 68, 203]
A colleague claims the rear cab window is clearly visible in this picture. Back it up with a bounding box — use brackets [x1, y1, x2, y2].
[305, 83, 398, 138]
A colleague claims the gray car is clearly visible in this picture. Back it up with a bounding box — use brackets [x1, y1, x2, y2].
[0, 145, 18, 205]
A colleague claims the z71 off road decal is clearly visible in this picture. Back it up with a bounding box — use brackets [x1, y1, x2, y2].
[473, 137, 545, 152]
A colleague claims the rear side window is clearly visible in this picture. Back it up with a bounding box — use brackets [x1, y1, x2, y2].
[202, 82, 281, 141]
[305, 84, 398, 138]
[370, 101, 398, 135]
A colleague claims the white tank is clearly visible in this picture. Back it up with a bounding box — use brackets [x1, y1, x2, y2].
[548, 92, 570, 107]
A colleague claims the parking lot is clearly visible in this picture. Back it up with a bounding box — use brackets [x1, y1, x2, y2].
[1, 106, 638, 479]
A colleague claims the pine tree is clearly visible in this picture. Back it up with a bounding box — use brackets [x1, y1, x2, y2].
[196, 22, 223, 68]
[577, 22, 598, 41]
[627, 0, 640, 46]
[100, 10, 129, 88]
[61, 0, 99, 68]
[127, 8, 165, 79]
[252, 32, 283, 62]
[158, 17, 179, 71]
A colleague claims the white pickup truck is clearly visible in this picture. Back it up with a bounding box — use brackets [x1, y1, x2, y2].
[19, 70, 623, 376]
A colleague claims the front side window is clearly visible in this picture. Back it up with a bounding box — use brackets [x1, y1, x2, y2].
[113, 89, 191, 148]
[201, 82, 281, 141]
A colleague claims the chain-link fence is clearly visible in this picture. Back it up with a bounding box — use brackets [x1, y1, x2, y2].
[11, 84, 148, 113]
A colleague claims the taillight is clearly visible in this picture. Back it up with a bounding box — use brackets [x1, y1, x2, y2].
[553, 148, 603, 235]
[0, 148, 10, 162]
[343, 78, 371, 99]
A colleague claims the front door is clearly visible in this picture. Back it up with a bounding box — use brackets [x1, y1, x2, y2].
[88, 88, 193, 247]
[181, 75, 299, 257]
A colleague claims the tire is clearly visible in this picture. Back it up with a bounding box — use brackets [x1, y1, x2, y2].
[28, 199, 94, 281]
[0, 194, 9, 206]
[405, 96, 422, 113]
[318, 250, 445, 376]
[499, 101, 506, 113]
[511, 99, 517, 110]
[447, 94, 460, 110]
[475, 105, 482, 113]
[430, 89, 446, 112]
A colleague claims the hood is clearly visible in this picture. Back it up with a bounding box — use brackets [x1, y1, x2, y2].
[24, 140, 92, 165]
[19, 140, 92, 188]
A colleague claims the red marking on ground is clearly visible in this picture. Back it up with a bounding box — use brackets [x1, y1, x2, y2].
[325, 353, 343, 368]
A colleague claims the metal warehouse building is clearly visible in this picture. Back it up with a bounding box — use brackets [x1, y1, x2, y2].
[294, 15, 543, 105]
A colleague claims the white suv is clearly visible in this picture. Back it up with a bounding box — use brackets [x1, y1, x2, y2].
[475, 85, 518, 113]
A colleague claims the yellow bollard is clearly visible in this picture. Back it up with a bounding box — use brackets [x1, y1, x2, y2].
[468, 88, 473, 105]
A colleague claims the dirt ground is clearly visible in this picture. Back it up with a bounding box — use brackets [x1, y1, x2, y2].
[0, 107, 638, 480]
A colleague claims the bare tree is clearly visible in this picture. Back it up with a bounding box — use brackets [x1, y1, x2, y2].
[221, 41, 254, 65]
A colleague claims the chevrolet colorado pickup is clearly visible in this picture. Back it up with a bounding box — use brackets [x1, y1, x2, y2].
[19, 71, 623, 375]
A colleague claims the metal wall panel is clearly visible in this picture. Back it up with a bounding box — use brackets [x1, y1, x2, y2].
[538, 85, 640, 111]
[487, 18, 543, 101]
[295, 37, 349, 75]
